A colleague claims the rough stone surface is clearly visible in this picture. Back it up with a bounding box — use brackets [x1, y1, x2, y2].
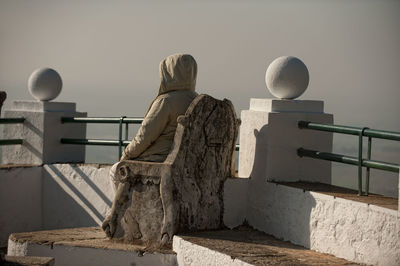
[106, 94, 240, 246]
[2, 100, 86, 164]
[7, 227, 177, 266]
[6, 226, 357, 266]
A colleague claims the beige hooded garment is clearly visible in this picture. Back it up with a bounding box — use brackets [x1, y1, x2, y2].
[122, 54, 198, 162]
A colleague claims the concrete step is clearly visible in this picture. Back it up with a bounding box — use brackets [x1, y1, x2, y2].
[7, 226, 357, 266]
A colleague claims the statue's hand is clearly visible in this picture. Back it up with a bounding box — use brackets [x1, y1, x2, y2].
[102, 213, 117, 238]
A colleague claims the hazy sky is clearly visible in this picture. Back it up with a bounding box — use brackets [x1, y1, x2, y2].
[1, 0, 399, 195]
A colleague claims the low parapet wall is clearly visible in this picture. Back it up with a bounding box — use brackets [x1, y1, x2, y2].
[1, 164, 399, 265]
[224, 178, 399, 266]
[0, 164, 113, 247]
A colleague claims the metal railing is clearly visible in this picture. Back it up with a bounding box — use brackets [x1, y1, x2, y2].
[61, 117, 143, 158]
[61, 116, 241, 159]
[0, 118, 25, 145]
[298, 121, 400, 196]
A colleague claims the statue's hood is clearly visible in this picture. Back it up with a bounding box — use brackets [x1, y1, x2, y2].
[158, 54, 197, 96]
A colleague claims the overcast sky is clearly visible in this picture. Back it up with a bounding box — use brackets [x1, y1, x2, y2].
[1, 0, 399, 195]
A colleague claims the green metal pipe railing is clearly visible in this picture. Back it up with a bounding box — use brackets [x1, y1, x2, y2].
[0, 118, 25, 124]
[61, 116, 143, 158]
[298, 121, 400, 140]
[0, 117, 25, 146]
[61, 116, 241, 158]
[298, 121, 400, 196]
[61, 117, 143, 124]
[297, 148, 399, 173]
[0, 139, 23, 145]
[61, 138, 131, 146]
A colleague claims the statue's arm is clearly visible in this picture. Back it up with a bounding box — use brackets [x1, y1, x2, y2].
[122, 97, 169, 159]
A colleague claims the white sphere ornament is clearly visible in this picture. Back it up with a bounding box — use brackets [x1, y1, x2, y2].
[28, 68, 62, 101]
[265, 56, 309, 99]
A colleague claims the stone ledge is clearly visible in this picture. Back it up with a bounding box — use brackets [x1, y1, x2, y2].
[174, 226, 358, 265]
[9, 227, 174, 254]
[8, 226, 358, 265]
[276, 181, 398, 210]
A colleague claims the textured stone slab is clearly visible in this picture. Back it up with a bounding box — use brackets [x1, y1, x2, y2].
[279, 181, 398, 210]
[7, 226, 358, 266]
[8, 227, 176, 266]
[174, 226, 359, 265]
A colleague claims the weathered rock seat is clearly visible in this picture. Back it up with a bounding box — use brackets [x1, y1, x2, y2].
[109, 94, 240, 246]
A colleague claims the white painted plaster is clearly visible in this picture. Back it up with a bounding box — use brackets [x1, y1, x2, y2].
[0, 166, 42, 247]
[2, 100, 87, 164]
[0, 164, 113, 245]
[223, 178, 249, 229]
[42, 164, 113, 229]
[7, 239, 177, 266]
[265, 56, 309, 100]
[244, 181, 400, 266]
[238, 99, 333, 184]
[173, 235, 251, 266]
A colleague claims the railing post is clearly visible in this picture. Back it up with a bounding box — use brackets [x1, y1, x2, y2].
[357, 130, 364, 195]
[365, 136, 372, 195]
[238, 98, 333, 183]
[118, 116, 126, 159]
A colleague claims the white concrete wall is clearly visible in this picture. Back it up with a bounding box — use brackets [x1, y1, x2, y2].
[244, 181, 400, 266]
[173, 235, 250, 266]
[0, 166, 42, 247]
[42, 164, 113, 229]
[0, 164, 113, 246]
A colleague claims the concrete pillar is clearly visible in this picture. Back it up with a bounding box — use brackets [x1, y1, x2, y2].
[238, 56, 333, 184]
[238, 98, 333, 183]
[2, 101, 87, 164]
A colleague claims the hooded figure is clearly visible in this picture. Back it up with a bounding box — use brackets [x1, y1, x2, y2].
[121, 54, 198, 162]
[104, 54, 199, 237]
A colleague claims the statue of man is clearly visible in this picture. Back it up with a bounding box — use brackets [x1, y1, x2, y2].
[102, 54, 198, 237]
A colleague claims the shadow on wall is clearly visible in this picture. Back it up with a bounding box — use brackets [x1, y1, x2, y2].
[247, 124, 316, 249]
[42, 164, 113, 230]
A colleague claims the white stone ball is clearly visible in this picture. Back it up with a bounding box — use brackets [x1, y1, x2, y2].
[265, 56, 309, 99]
[28, 68, 62, 101]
